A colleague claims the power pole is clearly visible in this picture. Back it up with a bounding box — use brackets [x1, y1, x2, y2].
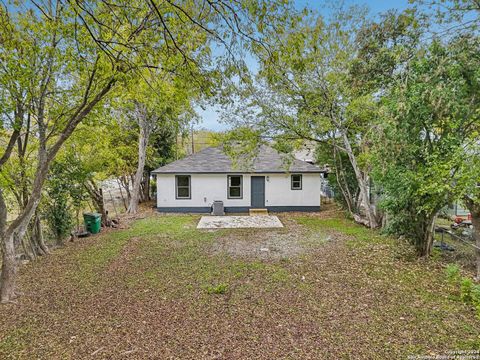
[175, 129, 178, 160]
[191, 126, 195, 154]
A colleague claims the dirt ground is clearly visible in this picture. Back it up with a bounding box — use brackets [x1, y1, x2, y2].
[0, 207, 479, 359]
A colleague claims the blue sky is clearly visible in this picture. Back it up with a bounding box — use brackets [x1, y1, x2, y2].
[197, 0, 412, 131]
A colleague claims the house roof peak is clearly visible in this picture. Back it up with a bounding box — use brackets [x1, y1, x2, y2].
[152, 144, 324, 174]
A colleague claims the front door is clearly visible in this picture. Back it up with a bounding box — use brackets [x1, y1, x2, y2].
[251, 176, 265, 208]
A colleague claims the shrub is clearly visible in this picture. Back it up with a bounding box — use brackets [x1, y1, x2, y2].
[446, 267, 480, 318]
[45, 186, 74, 245]
[205, 283, 228, 295]
[460, 277, 474, 303]
[471, 284, 480, 319]
[45, 161, 76, 245]
[444, 264, 461, 284]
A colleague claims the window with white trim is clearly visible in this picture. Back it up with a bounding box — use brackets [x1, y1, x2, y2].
[227, 175, 243, 199]
[176, 175, 191, 199]
[291, 174, 302, 190]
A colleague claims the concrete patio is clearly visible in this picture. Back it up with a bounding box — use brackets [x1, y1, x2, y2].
[197, 215, 284, 229]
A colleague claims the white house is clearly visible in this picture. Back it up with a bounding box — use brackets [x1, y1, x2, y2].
[153, 145, 325, 213]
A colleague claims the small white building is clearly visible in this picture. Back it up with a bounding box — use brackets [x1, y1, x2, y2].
[153, 145, 325, 213]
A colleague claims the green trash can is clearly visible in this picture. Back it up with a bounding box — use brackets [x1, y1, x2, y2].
[83, 212, 102, 234]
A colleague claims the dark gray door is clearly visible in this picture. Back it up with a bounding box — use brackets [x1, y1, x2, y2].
[251, 176, 265, 208]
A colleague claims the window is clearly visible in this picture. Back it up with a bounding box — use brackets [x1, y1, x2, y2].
[227, 175, 243, 199]
[291, 174, 302, 190]
[176, 175, 191, 199]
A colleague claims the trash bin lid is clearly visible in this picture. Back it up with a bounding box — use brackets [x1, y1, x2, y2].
[83, 212, 102, 219]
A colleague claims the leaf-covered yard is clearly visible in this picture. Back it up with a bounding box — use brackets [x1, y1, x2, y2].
[1, 209, 479, 359]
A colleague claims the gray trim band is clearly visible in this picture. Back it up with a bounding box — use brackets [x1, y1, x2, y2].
[156, 206, 320, 213]
[266, 206, 320, 212]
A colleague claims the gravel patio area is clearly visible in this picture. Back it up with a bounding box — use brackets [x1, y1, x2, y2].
[197, 215, 284, 229]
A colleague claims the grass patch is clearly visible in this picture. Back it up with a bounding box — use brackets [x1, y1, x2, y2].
[204, 283, 229, 295]
[296, 216, 388, 248]
[0, 327, 30, 357]
[72, 231, 131, 285]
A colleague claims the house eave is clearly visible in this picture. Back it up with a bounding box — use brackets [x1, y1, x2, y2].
[152, 170, 326, 175]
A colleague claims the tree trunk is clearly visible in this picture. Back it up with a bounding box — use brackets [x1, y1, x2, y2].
[339, 129, 379, 228]
[144, 172, 151, 202]
[422, 217, 435, 257]
[117, 179, 128, 210]
[139, 177, 146, 203]
[120, 176, 131, 203]
[465, 196, 480, 280]
[416, 213, 436, 257]
[0, 166, 44, 303]
[22, 212, 49, 258]
[128, 125, 149, 213]
[128, 104, 153, 214]
[332, 145, 354, 215]
[32, 214, 49, 255]
[471, 215, 480, 280]
[0, 233, 17, 303]
[21, 234, 35, 261]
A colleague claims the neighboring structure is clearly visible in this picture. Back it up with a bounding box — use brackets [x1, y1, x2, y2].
[293, 141, 333, 200]
[445, 202, 471, 218]
[153, 145, 325, 213]
[293, 141, 316, 164]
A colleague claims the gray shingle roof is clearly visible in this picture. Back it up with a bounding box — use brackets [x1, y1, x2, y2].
[152, 145, 324, 174]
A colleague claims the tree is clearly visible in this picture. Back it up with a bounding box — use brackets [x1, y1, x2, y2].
[0, 0, 295, 303]
[144, 121, 179, 200]
[416, 0, 480, 274]
[0, 0, 182, 303]
[458, 135, 480, 279]
[124, 73, 199, 214]
[415, 0, 480, 35]
[226, 8, 420, 228]
[0, 2, 125, 302]
[373, 35, 480, 256]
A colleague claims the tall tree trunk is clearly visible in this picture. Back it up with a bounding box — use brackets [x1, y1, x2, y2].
[21, 233, 35, 261]
[139, 177, 146, 203]
[418, 214, 436, 257]
[128, 104, 153, 214]
[117, 179, 128, 210]
[128, 124, 149, 213]
[23, 212, 49, 258]
[123, 176, 132, 202]
[339, 129, 379, 228]
[0, 233, 17, 303]
[0, 149, 47, 303]
[471, 214, 480, 280]
[32, 214, 49, 256]
[143, 172, 151, 202]
[465, 196, 480, 280]
[332, 146, 354, 215]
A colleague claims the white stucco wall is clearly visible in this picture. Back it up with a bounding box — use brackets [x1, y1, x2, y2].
[156, 173, 320, 208]
[156, 174, 251, 208]
[264, 173, 321, 207]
